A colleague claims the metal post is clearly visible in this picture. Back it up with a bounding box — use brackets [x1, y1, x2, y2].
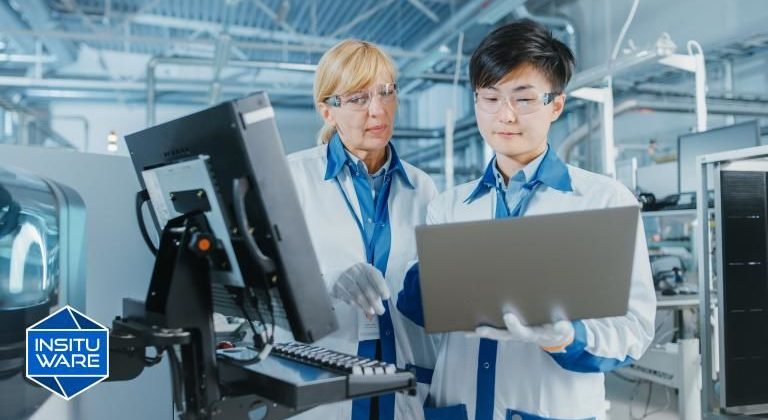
[603, 77, 616, 177]
[693, 45, 708, 132]
[723, 60, 735, 125]
[34, 38, 43, 80]
[569, 85, 614, 176]
[146, 57, 157, 127]
[697, 155, 714, 415]
[679, 338, 703, 419]
[53, 115, 90, 152]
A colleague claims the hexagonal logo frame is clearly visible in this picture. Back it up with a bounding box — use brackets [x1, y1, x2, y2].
[26, 305, 109, 400]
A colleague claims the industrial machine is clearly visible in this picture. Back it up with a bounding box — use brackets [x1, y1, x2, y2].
[0, 167, 86, 419]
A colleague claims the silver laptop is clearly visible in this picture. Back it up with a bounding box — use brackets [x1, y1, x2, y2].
[415, 206, 639, 333]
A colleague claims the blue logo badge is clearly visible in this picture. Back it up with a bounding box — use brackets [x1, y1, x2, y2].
[26, 305, 109, 400]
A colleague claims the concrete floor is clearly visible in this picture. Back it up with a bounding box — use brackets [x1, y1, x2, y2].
[606, 373, 680, 419]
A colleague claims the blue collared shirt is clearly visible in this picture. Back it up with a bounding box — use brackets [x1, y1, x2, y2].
[324, 133, 414, 190]
[465, 144, 573, 216]
[344, 147, 392, 200]
[490, 147, 548, 216]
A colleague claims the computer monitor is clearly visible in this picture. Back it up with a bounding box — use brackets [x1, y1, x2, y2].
[124, 92, 337, 343]
[678, 121, 760, 194]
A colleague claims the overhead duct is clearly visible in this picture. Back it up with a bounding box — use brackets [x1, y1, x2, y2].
[513, 6, 577, 59]
[0, 3, 36, 53]
[401, 0, 527, 77]
[12, 0, 76, 64]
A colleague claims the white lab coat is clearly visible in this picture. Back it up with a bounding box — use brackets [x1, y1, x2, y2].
[282, 143, 439, 419]
[422, 164, 656, 420]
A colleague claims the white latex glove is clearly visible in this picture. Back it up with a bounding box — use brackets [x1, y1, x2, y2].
[331, 262, 391, 317]
[475, 313, 575, 353]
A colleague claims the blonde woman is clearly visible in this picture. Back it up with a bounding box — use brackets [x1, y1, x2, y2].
[286, 40, 437, 419]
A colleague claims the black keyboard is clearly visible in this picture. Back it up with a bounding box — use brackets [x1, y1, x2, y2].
[273, 342, 398, 375]
[217, 343, 416, 410]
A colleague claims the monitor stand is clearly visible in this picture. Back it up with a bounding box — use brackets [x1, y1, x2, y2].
[107, 207, 303, 419]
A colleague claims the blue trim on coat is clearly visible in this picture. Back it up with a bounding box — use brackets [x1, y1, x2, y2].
[506, 408, 595, 420]
[546, 320, 636, 373]
[424, 404, 469, 420]
[396, 263, 424, 327]
[475, 339, 498, 420]
[406, 363, 435, 385]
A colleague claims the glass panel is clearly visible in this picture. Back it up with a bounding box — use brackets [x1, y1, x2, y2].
[0, 168, 60, 310]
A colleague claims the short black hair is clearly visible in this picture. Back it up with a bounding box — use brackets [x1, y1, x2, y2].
[469, 19, 575, 93]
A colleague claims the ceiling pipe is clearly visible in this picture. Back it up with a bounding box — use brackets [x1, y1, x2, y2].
[400, 128, 479, 165]
[392, 128, 442, 138]
[0, 27, 422, 58]
[558, 96, 768, 162]
[0, 53, 57, 64]
[392, 115, 477, 139]
[145, 56, 317, 126]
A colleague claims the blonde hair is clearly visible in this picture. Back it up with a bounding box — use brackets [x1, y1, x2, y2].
[314, 39, 397, 144]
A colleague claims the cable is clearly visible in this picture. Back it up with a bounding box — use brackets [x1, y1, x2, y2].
[654, 326, 679, 345]
[240, 300, 262, 347]
[654, 307, 690, 344]
[167, 346, 184, 413]
[232, 177, 277, 343]
[253, 292, 271, 343]
[611, 0, 641, 61]
[642, 386, 673, 418]
[219, 287, 272, 364]
[629, 380, 672, 420]
[234, 287, 267, 342]
[653, 311, 677, 344]
[245, 285, 274, 345]
[232, 177, 275, 274]
[143, 346, 165, 367]
[642, 382, 653, 418]
[259, 287, 275, 345]
[135, 190, 158, 255]
[687, 40, 704, 58]
[654, 311, 673, 334]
